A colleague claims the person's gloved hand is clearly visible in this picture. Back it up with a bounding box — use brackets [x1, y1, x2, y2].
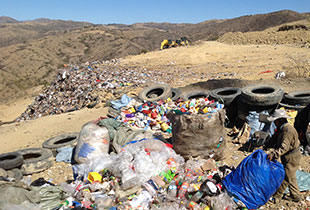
[267, 153, 274, 161]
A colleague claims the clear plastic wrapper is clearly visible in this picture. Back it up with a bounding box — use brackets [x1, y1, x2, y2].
[110, 139, 184, 190]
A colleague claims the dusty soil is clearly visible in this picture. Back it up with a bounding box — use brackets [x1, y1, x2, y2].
[122, 41, 310, 89]
[0, 40, 310, 209]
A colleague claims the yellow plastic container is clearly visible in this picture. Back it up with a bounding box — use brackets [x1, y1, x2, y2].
[87, 172, 102, 183]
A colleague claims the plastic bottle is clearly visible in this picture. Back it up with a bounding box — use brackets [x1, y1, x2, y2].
[130, 190, 153, 209]
[181, 200, 201, 210]
[187, 200, 201, 210]
[191, 190, 204, 202]
[167, 180, 178, 200]
[178, 181, 189, 199]
[187, 183, 201, 193]
[143, 179, 158, 197]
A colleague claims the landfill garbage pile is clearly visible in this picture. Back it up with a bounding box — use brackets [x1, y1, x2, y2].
[15, 61, 173, 122]
[57, 139, 238, 210]
[112, 96, 224, 134]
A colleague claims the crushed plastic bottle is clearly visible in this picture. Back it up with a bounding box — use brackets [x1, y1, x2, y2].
[167, 180, 178, 201]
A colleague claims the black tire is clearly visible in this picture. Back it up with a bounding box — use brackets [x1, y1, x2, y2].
[294, 104, 310, 143]
[42, 133, 79, 156]
[282, 90, 310, 106]
[278, 102, 305, 112]
[181, 89, 209, 101]
[18, 148, 54, 175]
[171, 88, 181, 101]
[241, 84, 284, 106]
[237, 97, 277, 121]
[0, 152, 23, 170]
[210, 87, 241, 106]
[138, 84, 172, 102]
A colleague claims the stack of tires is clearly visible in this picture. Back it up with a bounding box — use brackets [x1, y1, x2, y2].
[0, 148, 53, 180]
[0, 133, 78, 179]
[237, 84, 284, 121]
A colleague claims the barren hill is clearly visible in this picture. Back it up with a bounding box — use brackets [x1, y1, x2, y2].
[218, 19, 310, 47]
[0, 19, 93, 47]
[0, 16, 19, 23]
[1, 10, 310, 103]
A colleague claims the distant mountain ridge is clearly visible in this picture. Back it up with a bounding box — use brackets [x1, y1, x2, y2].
[0, 16, 19, 23]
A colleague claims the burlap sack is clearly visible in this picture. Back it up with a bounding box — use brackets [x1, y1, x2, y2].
[168, 109, 226, 160]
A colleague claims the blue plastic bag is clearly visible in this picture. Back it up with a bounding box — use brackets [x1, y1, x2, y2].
[222, 149, 285, 209]
[110, 94, 132, 110]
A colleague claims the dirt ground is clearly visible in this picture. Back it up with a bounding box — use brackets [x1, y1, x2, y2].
[122, 41, 310, 89]
[0, 41, 310, 209]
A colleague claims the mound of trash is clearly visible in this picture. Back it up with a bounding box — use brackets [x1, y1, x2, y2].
[15, 61, 173, 122]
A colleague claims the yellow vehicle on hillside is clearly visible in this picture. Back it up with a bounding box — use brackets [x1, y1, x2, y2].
[160, 37, 189, 50]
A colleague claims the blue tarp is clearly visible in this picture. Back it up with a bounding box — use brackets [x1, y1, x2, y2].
[222, 149, 285, 209]
[110, 94, 132, 110]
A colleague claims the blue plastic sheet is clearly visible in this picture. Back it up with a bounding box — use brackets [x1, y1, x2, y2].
[110, 94, 132, 110]
[55, 147, 74, 163]
[222, 149, 285, 209]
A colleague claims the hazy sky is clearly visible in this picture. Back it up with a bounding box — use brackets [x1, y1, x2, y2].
[1, 0, 309, 24]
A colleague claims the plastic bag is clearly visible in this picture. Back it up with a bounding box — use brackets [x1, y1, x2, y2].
[74, 118, 110, 163]
[73, 153, 114, 180]
[222, 149, 285, 209]
[0, 186, 63, 210]
[109, 139, 184, 190]
[210, 192, 237, 210]
[1, 201, 41, 210]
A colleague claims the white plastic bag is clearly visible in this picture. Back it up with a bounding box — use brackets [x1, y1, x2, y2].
[74, 118, 110, 163]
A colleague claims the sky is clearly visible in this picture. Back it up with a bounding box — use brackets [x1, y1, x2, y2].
[0, 0, 309, 24]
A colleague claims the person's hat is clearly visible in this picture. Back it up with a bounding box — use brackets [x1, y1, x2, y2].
[267, 109, 291, 121]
